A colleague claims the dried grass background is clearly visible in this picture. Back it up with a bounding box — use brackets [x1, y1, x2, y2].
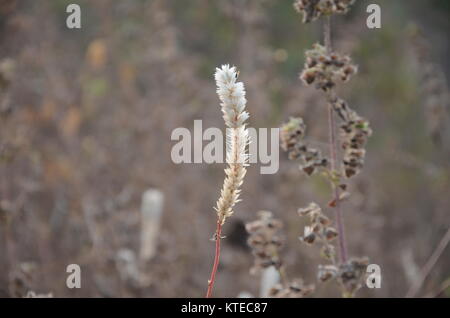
[0, 0, 449, 297]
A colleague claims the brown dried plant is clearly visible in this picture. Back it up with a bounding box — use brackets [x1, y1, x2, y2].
[246, 211, 315, 298]
[278, 0, 373, 297]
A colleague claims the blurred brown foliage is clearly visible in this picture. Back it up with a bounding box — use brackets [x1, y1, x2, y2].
[0, 0, 449, 297]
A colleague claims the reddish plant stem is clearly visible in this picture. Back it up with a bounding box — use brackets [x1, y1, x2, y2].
[327, 103, 348, 263]
[205, 221, 222, 298]
[324, 16, 348, 264]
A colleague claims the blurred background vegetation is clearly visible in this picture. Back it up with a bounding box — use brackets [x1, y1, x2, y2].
[0, 0, 449, 297]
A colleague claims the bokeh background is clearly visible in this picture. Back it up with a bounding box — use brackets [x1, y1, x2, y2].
[0, 0, 449, 297]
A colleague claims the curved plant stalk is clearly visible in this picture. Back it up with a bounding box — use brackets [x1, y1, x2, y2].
[406, 227, 450, 298]
[206, 65, 249, 298]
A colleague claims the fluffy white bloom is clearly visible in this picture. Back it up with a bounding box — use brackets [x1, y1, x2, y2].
[215, 64, 250, 128]
[214, 64, 250, 224]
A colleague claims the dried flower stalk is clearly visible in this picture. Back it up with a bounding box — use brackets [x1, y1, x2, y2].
[206, 64, 249, 298]
[214, 65, 249, 225]
[298, 202, 337, 262]
[300, 43, 357, 91]
[280, 117, 328, 175]
[280, 1, 372, 297]
[246, 211, 315, 298]
[246, 211, 286, 278]
[294, 0, 355, 23]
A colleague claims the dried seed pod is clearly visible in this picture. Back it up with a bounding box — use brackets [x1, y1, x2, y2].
[298, 202, 337, 262]
[318, 264, 338, 282]
[330, 98, 350, 121]
[280, 118, 328, 176]
[315, 213, 331, 226]
[294, 0, 356, 23]
[269, 279, 315, 298]
[300, 43, 357, 91]
[297, 202, 321, 217]
[340, 111, 372, 178]
[337, 257, 370, 296]
[301, 226, 316, 244]
[246, 211, 285, 274]
[320, 244, 336, 260]
[280, 117, 306, 153]
[324, 227, 338, 241]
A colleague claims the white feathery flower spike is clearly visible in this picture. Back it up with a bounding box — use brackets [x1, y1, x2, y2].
[214, 64, 249, 225]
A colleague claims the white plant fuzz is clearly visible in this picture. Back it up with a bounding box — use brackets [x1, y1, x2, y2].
[214, 64, 249, 225]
